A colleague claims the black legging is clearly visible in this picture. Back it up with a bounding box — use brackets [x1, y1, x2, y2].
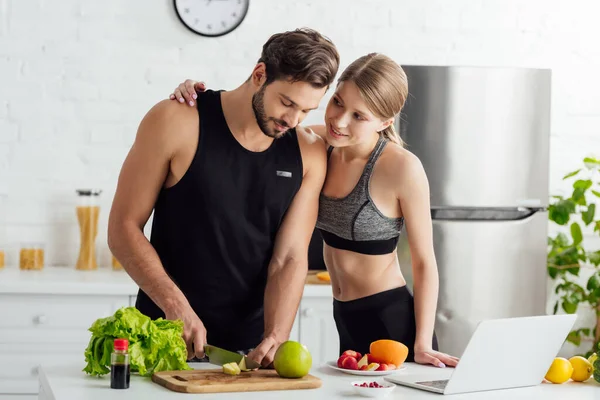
[333, 285, 439, 362]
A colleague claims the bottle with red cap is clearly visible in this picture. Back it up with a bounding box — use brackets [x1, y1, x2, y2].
[110, 338, 130, 389]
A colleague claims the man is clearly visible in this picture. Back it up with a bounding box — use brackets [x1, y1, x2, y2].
[107, 28, 340, 367]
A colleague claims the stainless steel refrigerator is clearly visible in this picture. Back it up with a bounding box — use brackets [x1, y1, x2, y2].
[395, 66, 551, 358]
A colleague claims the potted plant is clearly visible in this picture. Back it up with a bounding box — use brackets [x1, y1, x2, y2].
[548, 156, 600, 357]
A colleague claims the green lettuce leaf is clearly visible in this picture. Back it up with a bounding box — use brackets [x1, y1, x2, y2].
[83, 307, 191, 377]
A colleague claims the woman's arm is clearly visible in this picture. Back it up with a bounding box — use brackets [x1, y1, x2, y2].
[395, 150, 459, 368]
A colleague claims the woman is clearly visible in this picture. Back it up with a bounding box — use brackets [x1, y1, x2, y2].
[169, 53, 459, 369]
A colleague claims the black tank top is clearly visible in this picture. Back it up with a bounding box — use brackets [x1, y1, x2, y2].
[135, 90, 303, 351]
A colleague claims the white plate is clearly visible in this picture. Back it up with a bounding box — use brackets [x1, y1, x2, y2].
[326, 361, 405, 376]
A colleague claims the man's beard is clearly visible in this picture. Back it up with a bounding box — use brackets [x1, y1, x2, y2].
[252, 85, 291, 139]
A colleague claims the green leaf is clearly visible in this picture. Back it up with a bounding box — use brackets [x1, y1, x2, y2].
[595, 221, 600, 233]
[572, 187, 587, 205]
[592, 190, 600, 199]
[556, 232, 570, 247]
[583, 204, 596, 225]
[548, 266, 558, 279]
[589, 251, 600, 266]
[567, 330, 581, 346]
[563, 169, 582, 179]
[571, 222, 583, 245]
[573, 179, 593, 191]
[562, 299, 578, 314]
[583, 157, 600, 169]
[582, 328, 591, 336]
[553, 302, 558, 314]
[549, 200, 576, 225]
[587, 273, 600, 291]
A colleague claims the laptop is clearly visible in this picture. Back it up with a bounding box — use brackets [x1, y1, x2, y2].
[384, 314, 577, 395]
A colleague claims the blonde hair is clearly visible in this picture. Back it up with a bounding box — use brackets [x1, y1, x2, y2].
[337, 53, 408, 147]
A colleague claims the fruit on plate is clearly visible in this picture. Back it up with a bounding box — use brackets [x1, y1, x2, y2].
[367, 353, 385, 364]
[339, 355, 359, 370]
[316, 271, 331, 282]
[569, 356, 593, 382]
[223, 362, 241, 376]
[544, 357, 573, 384]
[342, 350, 362, 360]
[365, 362, 380, 371]
[273, 341, 312, 378]
[357, 354, 369, 369]
[376, 363, 395, 371]
[370, 340, 409, 367]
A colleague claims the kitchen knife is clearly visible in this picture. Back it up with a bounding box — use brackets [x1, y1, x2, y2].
[204, 344, 262, 370]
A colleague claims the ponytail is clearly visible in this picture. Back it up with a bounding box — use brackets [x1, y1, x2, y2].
[380, 122, 405, 148]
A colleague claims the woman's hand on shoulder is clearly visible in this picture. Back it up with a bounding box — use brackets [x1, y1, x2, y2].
[169, 80, 207, 106]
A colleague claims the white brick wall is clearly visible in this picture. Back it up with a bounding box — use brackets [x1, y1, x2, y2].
[0, 0, 598, 287]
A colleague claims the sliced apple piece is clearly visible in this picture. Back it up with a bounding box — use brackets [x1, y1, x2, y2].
[357, 354, 369, 369]
[238, 357, 252, 372]
[365, 362, 380, 371]
[223, 362, 241, 375]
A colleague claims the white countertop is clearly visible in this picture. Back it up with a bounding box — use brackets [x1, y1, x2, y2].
[0, 266, 333, 297]
[38, 361, 600, 400]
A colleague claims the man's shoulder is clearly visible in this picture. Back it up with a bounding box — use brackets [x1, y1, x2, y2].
[295, 125, 327, 155]
[294, 125, 327, 175]
[137, 99, 199, 146]
[145, 99, 199, 126]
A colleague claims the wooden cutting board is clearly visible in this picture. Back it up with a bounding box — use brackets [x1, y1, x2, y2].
[152, 369, 322, 393]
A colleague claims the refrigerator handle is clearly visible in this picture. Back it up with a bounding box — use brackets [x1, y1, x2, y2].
[431, 206, 546, 221]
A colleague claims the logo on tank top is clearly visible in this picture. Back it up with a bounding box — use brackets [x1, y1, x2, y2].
[276, 170, 292, 178]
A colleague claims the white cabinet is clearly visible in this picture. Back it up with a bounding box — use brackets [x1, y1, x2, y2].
[0, 294, 130, 396]
[0, 280, 336, 396]
[297, 297, 339, 367]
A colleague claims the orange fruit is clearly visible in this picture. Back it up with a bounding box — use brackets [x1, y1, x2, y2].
[369, 340, 409, 367]
[316, 271, 330, 282]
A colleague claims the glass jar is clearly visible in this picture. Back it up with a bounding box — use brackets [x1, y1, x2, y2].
[112, 254, 123, 270]
[19, 242, 44, 270]
[76, 189, 102, 270]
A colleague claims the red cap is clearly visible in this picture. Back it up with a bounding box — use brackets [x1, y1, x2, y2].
[114, 338, 128, 351]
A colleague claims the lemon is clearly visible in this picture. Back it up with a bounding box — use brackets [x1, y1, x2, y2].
[569, 356, 593, 382]
[545, 357, 573, 384]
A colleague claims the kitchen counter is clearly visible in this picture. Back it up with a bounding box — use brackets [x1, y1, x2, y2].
[38, 361, 600, 400]
[0, 267, 336, 397]
[0, 266, 333, 297]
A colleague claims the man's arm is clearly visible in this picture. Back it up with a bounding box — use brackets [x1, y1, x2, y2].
[247, 130, 328, 366]
[108, 100, 208, 359]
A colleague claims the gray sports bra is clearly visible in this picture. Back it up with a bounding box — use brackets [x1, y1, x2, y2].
[316, 136, 405, 255]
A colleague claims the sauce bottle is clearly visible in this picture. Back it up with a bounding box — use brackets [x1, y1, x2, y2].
[110, 338, 130, 389]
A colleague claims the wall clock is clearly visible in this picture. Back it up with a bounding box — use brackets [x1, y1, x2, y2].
[174, 0, 250, 37]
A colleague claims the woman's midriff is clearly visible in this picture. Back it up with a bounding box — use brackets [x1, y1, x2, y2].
[323, 243, 407, 301]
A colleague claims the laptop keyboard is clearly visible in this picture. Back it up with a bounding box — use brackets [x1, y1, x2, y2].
[416, 379, 449, 390]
